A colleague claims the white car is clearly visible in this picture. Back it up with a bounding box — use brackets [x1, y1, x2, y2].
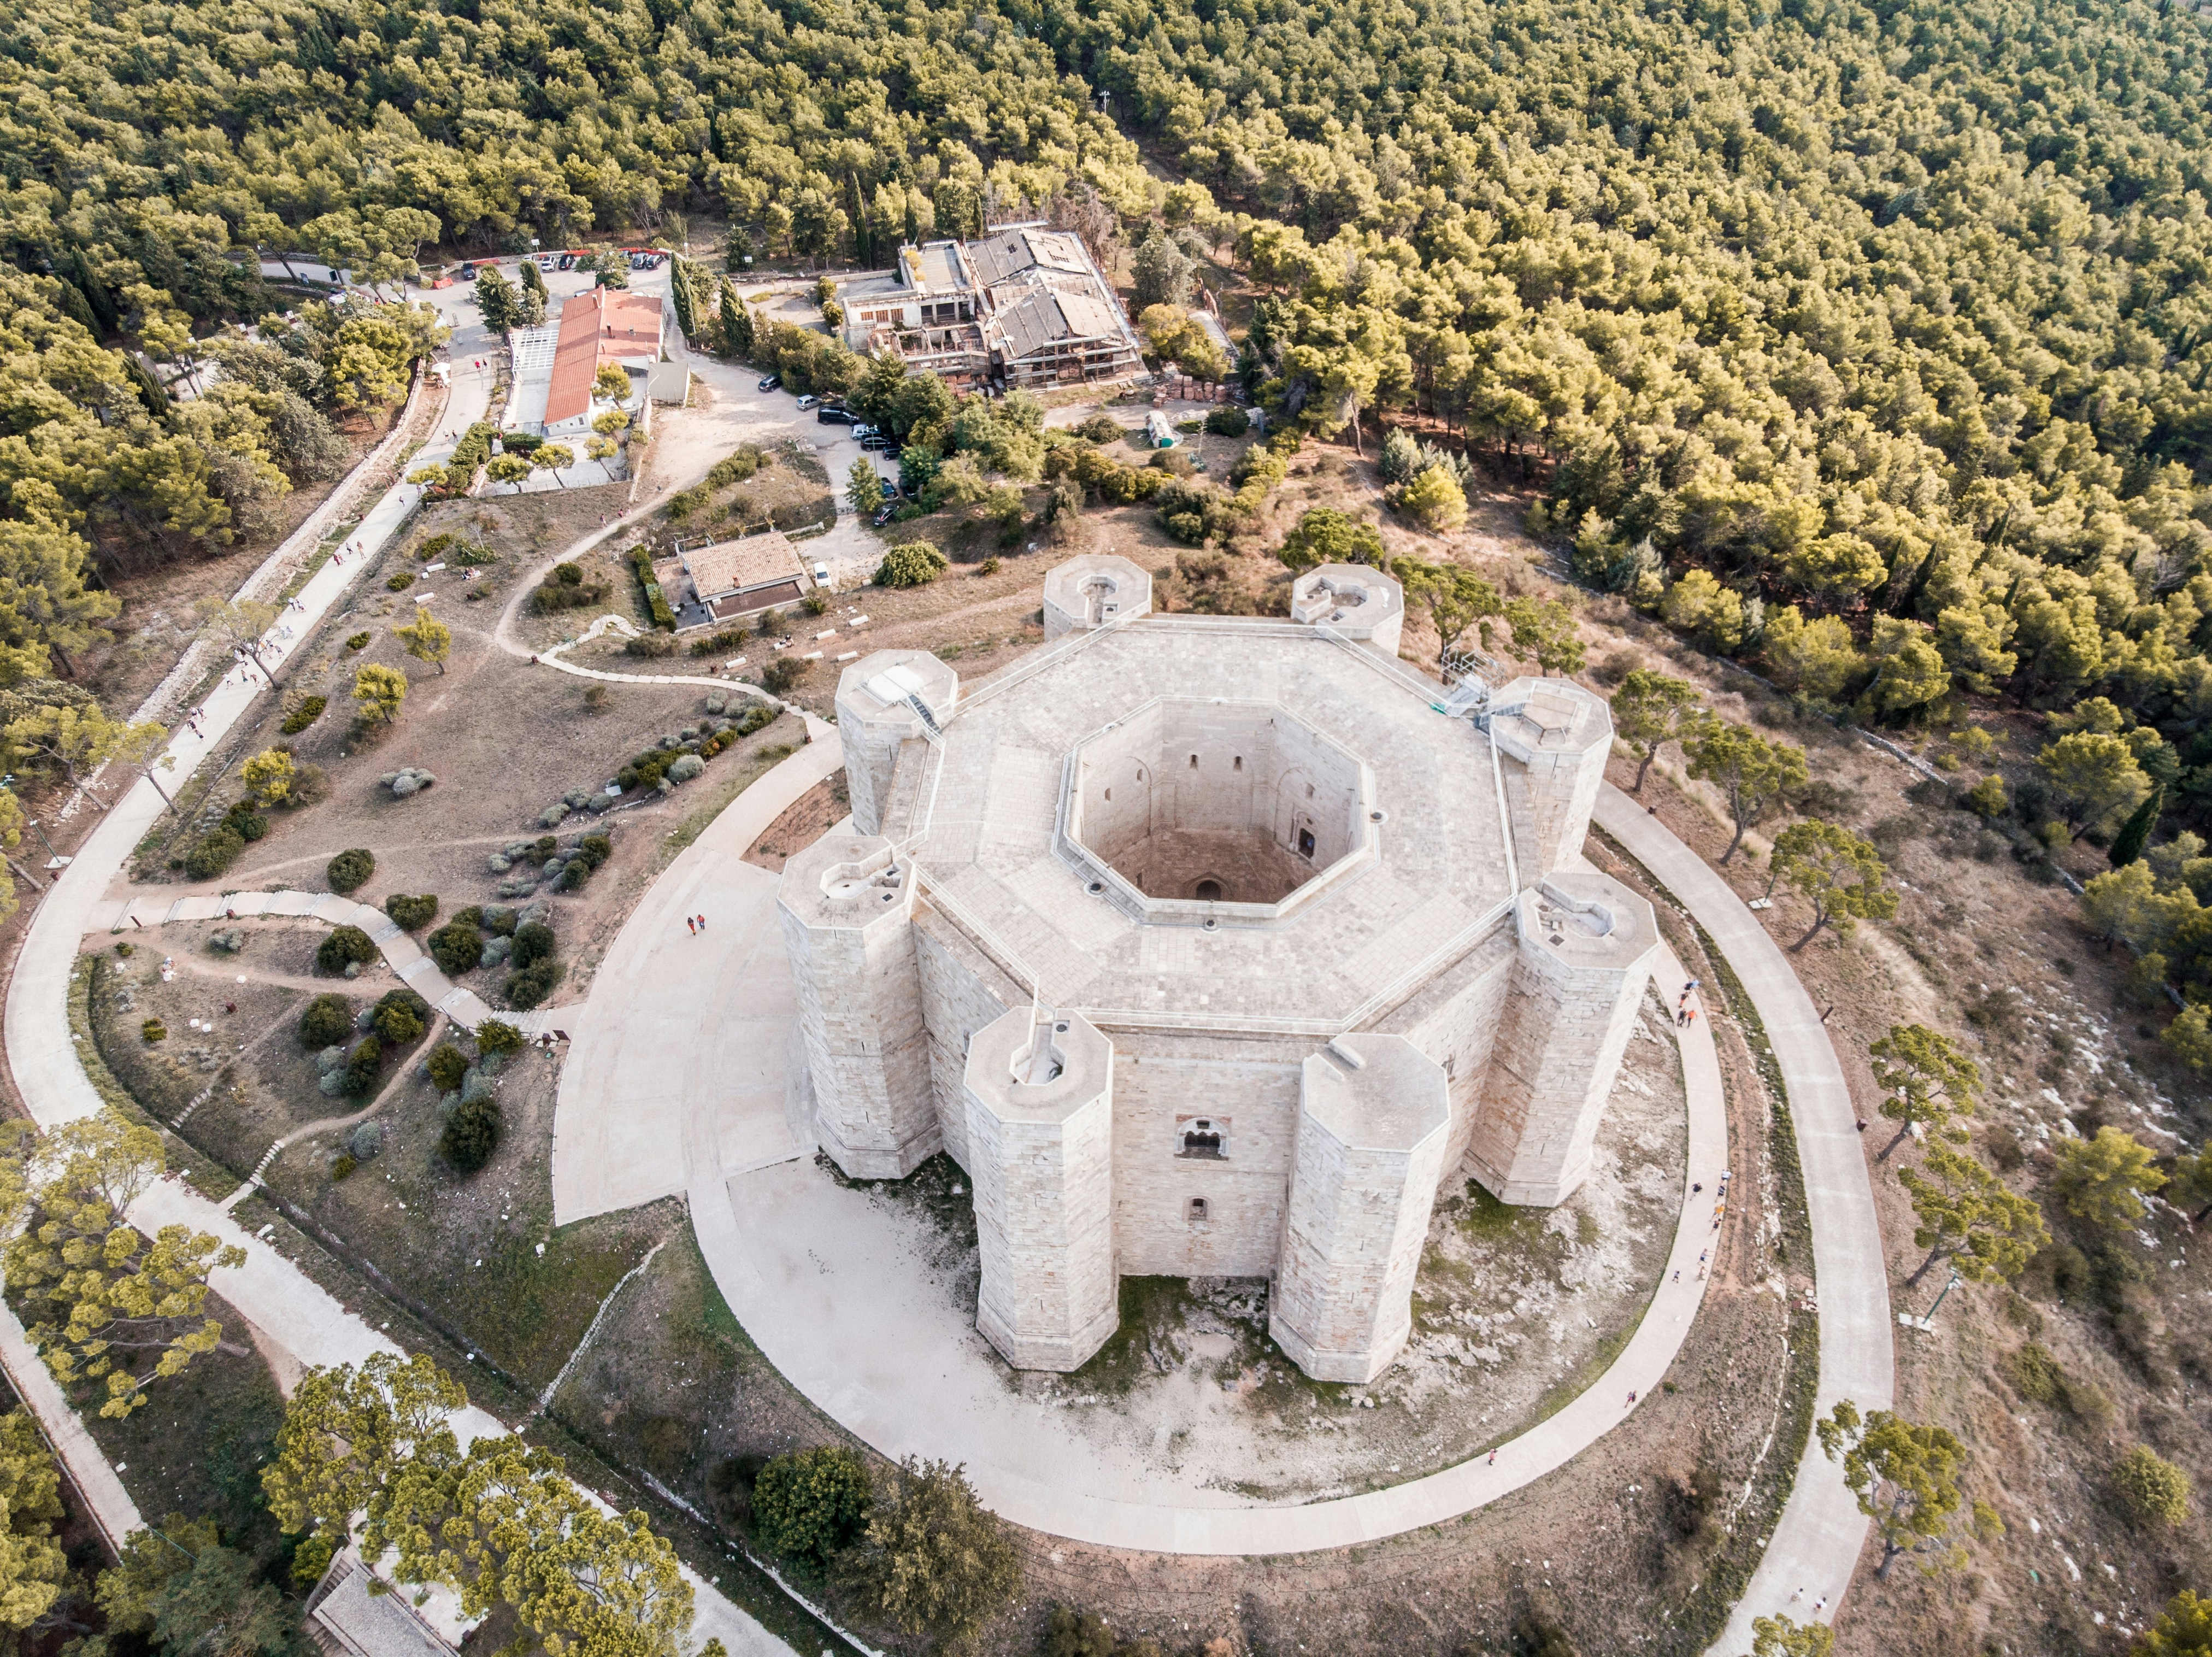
[795, 393, 819, 410]
[813, 563, 832, 587]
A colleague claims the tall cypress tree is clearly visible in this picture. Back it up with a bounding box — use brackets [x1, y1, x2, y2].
[2108, 784, 2162, 867]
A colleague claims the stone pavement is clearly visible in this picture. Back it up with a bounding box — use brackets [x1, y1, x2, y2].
[0, 363, 797, 1657]
[1594, 785, 1893, 1653]
[551, 722, 843, 1223]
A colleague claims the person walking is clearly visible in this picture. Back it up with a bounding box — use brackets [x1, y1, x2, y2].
[686, 916, 696, 935]
[696, 913, 707, 931]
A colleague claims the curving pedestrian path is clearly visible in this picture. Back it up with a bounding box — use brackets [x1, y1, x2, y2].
[1594, 788, 1893, 1654]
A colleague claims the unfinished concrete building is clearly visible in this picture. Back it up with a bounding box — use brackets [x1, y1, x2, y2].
[776, 556, 1658, 1383]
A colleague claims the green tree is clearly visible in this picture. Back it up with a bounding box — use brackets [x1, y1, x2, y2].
[1895, 1143, 2046, 1287]
[532, 444, 574, 489]
[0, 521, 123, 678]
[1816, 1402, 1997, 1579]
[193, 596, 281, 683]
[1767, 819, 1896, 949]
[352, 664, 408, 724]
[1684, 722, 1808, 863]
[2108, 785, 2163, 868]
[840, 1459, 1019, 1653]
[1611, 671, 1709, 792]
[585, 436, 620, 480]
[1501, 596, 1584, 677]
[2138, 1590, 2212, 1656]
[1277, 507, 1386, 573]
[2168, 1144, 2212, 1224]
[1868, 1024, 1980, 1162]
[1761, 607, 1863, 702]
[241, 748, 296, 806]
[1, 701, 166, 810]
[847, 455, 885, 518]
[752, 1446, 872, 1568]
[1866, 617, 1950, 716]
[1397, 463, 1467, 531]
[0, 1411, 69, 1635]
[0, 1112, 246, 1417]
[1131, 229, 1195, 312]
[390, 609, 451, 677]
[2114, 1446, 2192, 1528]
[876, 543, 948, 587]
[1395, 557, 1504, 669]
[486, 453, 533, 492]
[2051, 1126, 2166, 1231]
[475, 267, 520, 335]
[593, 363, 631, 402]
[2035, 733, 2151, 836]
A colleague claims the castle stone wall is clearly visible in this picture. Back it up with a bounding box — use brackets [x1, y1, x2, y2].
[1466, 873, 1660, 1205]
[913, 913, 1020, 1175]
[1270, 1035, 1450, 1383]
[966, 1009, 1120, 1371]
[776, 833, 940, 1179]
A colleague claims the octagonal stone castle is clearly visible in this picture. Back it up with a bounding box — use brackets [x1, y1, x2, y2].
[777, 555, 1659, 1383]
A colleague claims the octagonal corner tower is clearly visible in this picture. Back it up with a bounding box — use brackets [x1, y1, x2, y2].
[773, 554, 1658, 1382]
[1043, 554, 1153, 640]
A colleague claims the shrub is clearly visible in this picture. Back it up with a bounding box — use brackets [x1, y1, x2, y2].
[385, 572, 415, 592]
[348, 1121, 384, 1161]
[475, 1019, 525, 1056]
[876, 542, 948, 587]
[689, 626, 750, 657]
[762, 658, 805, 695]
[225, 802, 268, 841]
[141, 1019, 167, 1043]
[510, 922, 556, 969]
[625, 632, 679, 657]
[331, 1153, 357, 1181]
[427, 920, 484, 974]
[2115, 1446, 2192, 1527]
[441, 1094, 501, 1172]
[327, 848, 375, 892]
[299, 994, 353, 1048]
[533, 575, 611, 613]
[752, 1446, 872, 1567]
[1204, 405, 1250, 437]
[574, 833, 611, 869]
[341, 1035, 383, 1097]
[630, 544, 676, 629]
[317, 925, 377, 973]
[1075, 414, 1125, 444]
[184, 825, 245, 879]
[417, 533, 456, 562]
[426, 1043, 470, 1094]
[384, 892, 439, 931]
[841, 1458, 1019, 1650]
[346, 632, 372, 651]
[504, 959, 562, 1008]
[279, 695, 327, 735]
[373, 996, 425, 1045]
[667, 753, 705, 783]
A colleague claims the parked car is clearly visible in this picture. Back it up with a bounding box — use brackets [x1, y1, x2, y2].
[757, 375, 781, 392]
[534, 254, 556, 270]
[880, 478, 898, 499]
[556, 253, 576, 271]
[850, 423, 877, 438]
[813, 563, 832, 585]
[795, 393, 819, 410]
[873, 505, 896, 528]
[456, 262, 478, 279]
[861, 433, 891, 451]
[816, 407, 854, 425]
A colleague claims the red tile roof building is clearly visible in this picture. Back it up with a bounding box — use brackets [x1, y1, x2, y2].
[543, 287, 665, 432]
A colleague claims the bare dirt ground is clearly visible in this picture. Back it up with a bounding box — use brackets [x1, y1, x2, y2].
[122, 488, 811, 1014]
[742, 771, 850, 872]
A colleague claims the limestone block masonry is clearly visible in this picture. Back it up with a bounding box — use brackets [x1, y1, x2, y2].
[833, 650, 958, 836]
[1270, 1035, 1450, 1383]
[965, 1008, 1120, 1370]
[775, 834, 939, 1178]
[769, 563, 1661, 1383]
[1469, 873, 1662, 1205]
[1043, 554, 1153, 640]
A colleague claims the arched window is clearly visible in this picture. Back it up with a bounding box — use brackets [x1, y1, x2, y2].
[1194, 878, 1223, 902]
[1181, 1120, 1223, 1157]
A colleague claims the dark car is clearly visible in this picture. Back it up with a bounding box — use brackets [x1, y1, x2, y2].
[456, 263, 479, 280]
[556, 254, 576, 271]
[816, 407, 854, 425]
[873, 505, 896, 527]
[757, 375, 781, 392]
[880, 478, 897, 499]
